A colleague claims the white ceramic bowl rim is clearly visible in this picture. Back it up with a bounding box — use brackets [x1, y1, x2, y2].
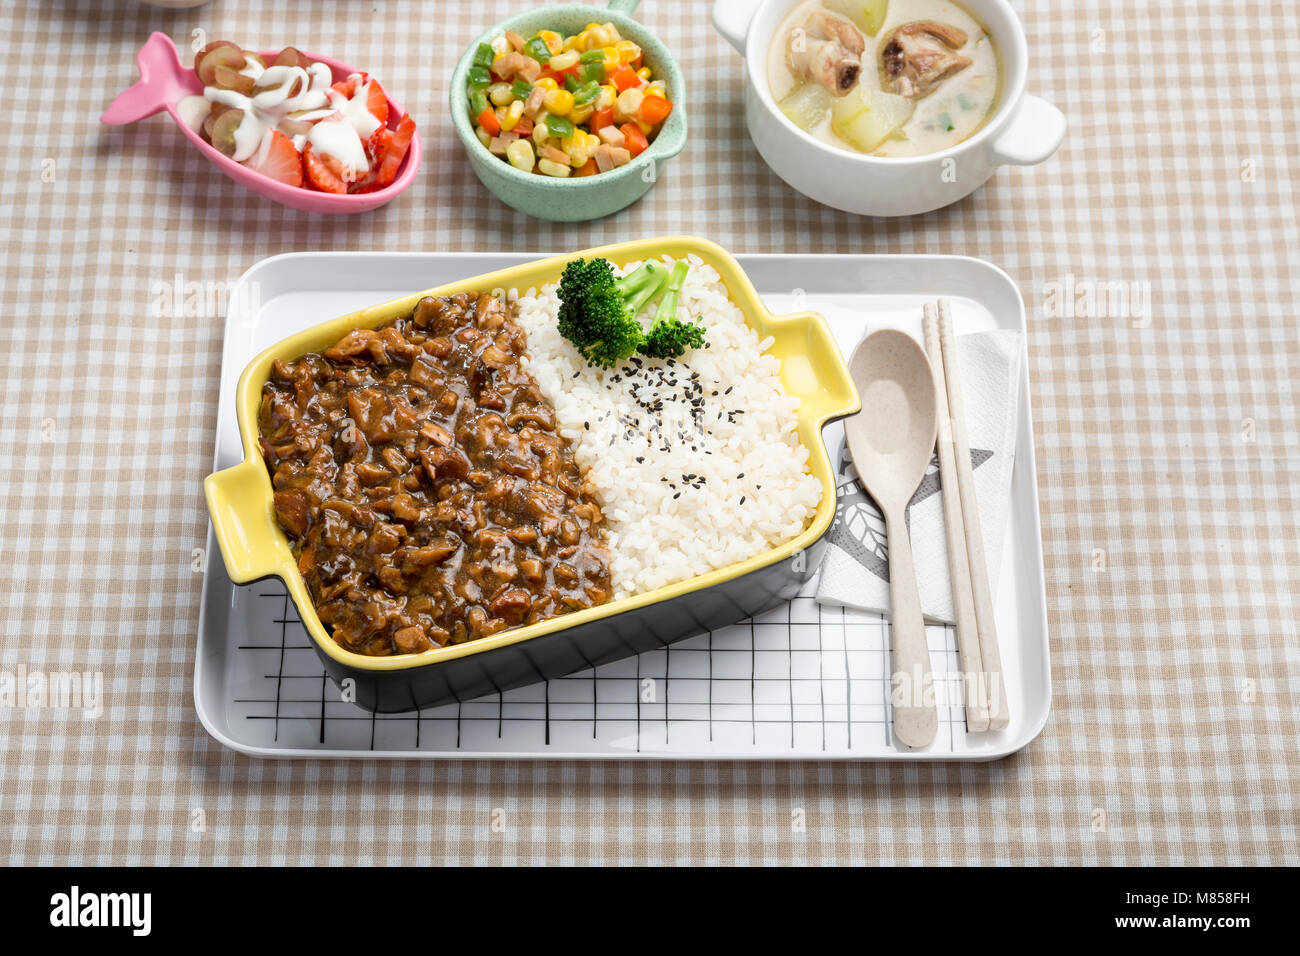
[743, 0, 1029, 165]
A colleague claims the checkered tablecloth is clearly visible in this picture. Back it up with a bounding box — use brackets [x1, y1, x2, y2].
[1, 0, 1295, 865]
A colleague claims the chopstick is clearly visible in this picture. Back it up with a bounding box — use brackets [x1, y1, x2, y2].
[934, 300, 1009, 730]
[923, 304, 989, 732]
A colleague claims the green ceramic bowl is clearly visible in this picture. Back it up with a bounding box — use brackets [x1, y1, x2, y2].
[450, 0, 687, 222]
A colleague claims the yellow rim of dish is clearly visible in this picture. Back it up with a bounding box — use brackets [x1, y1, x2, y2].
[203, 236, 861, 673]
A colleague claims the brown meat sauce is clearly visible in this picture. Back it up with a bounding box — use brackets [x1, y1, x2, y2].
[257, 292, 612, 656]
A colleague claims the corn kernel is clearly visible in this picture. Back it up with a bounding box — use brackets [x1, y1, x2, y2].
[588, 26, 613, 48]
[506, 138, 535, 172]
[475, 127, 492, 148]
[616, 87, 644, 118]
[488, 82, 513, 107]
[603, 23, 622, 43]
[562, 35, 583, 52]
[543, 88, 574, 115]
[491, 36, 510, 55]
[615, 41, 641, 66]
[535, 77, 559, 91]
[531, 116, 550, 146]
[585, 22, 601, 31]
[601, 45, 621, 65]
[538, 158, 571, 177]
[539, 30, 563, 54]
[548, 50, 580, 72]
[501, 99, 525, 131]
[637, 67, 652, 81]
[596, 85, 616, 111]
[569, 102, 595, 125]
[645, 84, 666, 99]
[562, 136, 589, 167]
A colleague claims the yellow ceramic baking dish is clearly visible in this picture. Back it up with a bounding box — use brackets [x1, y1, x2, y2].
[204, 236, 859, 710]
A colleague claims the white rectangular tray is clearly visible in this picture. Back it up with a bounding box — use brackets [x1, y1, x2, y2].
[196, 252, 1050, 760]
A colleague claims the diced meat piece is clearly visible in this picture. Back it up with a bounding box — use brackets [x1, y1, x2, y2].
[393, 625, 432, 654]
[273, 488, 311, 536]
[346, 388, 395, 444]
[355, 462, 391, 486]
[489, 587, 532, 624]
[390, 492, 422, 522]
[520, 482, 566, 520]
[408, 356, 445, 389]
[402, 540, 458, 569]
[420, 445, 470, 481]
[325, 328, 394, 365]
[420, 421, 453, 446]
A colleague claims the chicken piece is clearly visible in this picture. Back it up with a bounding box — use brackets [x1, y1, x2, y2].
[787, 10, 866, 96]
[880, 21, 973, 98]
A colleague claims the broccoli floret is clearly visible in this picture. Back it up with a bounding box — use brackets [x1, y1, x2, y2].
[638, 259, 705, 359]
[556, 257, 668, 368]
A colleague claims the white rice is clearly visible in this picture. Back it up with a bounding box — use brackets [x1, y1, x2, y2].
[511, 255, 822, 600]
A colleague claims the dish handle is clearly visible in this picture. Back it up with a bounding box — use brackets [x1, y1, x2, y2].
[712, 0, 766, 55]
[102, 32, 189, 125]
[203, 458, 284, 584]
[990, 94, 1066, 167]
[778, 309, 862, 428]
[606, 0, 643, 14]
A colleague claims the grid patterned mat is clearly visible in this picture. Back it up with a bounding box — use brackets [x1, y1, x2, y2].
[1, 0, 1297, 864]
[230, 583, 974, 757]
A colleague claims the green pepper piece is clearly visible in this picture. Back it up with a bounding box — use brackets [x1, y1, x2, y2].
[472, 43, 494, 68]
[467, 65, 492, 89]
[546, 114, 575, 138]
[525, 37, 552, 63]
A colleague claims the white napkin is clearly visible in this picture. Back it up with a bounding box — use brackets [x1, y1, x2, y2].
[816, 330, 1021, 624]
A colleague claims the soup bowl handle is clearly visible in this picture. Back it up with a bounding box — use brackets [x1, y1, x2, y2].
[990, 93, 1067, 167]
[713, 0, 767, 55]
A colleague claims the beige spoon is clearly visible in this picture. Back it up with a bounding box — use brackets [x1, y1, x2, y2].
[844, 329, 939, 748]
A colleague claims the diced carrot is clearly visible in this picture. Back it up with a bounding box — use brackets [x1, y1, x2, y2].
[477, 107, 502, 136]
[590, 108, 614, 133]
[638, 96, 672, 127]
[575, 158, 598, 177]
[513, 117, 534, 136]
[611, 66, 640, 91]
[620, 122, 649, 156]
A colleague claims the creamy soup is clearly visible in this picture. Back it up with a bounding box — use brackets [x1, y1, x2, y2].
[767, 0, 1000, 158]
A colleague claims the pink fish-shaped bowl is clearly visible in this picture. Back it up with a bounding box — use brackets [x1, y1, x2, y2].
[102, 32, 422, 213]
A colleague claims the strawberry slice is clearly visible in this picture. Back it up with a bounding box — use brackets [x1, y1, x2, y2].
[367, 125, 393, 169]
[372, 112, 415, 188]
[364, 79, 389, 127]
[330, 72, 368, 98]
[251, 129, 303, 188]
[302, 144, 347, 194]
